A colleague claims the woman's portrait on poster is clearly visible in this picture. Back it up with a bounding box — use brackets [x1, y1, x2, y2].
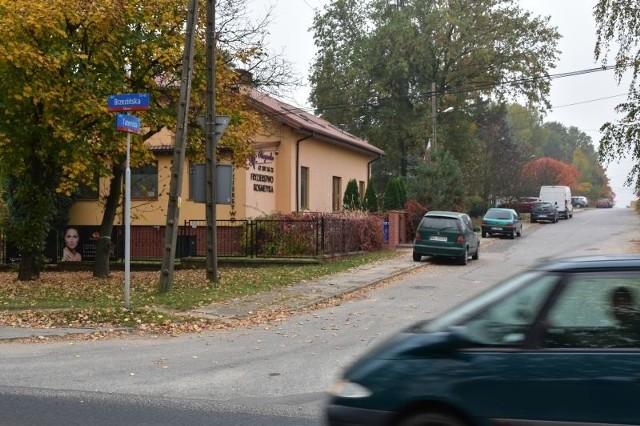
[62, 227, 82, 262]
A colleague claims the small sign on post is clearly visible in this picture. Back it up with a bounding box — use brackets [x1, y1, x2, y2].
[116, 114, 141, 134]
[108, 93, 150, 112]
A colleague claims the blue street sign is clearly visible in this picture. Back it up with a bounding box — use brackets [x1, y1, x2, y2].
[116, 114, 141, 134]
[107, 93, 150, 112]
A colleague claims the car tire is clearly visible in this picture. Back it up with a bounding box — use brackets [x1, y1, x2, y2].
[517, 227, 522, 237]
[531, 218, 536, 223]
[481, 231, 487, 238]
[472, 245, 479, 260]
[458, 247, 468, 265]
[413, 252, 422, 262]
[398, 412, 466, 426]
[510, 229, 516, 239]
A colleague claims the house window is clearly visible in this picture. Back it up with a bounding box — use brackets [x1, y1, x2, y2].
[300, 166, 309, 210]
[77, 178, 99, 200]
[131, 163, 158, 199]
[332, 176, 342, 211]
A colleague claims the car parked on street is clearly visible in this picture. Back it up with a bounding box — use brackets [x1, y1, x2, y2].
[497, 196, 540, 213]
[596, 198, 614, 208]
[530, 201, 559, 223]
[326, 255, 640, 426]
[481, 208, 522, 239]
[571, 195, 588, 208]
[412, 211, 480, 265]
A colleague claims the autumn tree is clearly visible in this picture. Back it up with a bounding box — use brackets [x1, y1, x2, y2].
[595, 0, 640, 192]
[0, 0, 293, 280]
[520, 157, 580, 194]
[310, 0, 560, 182]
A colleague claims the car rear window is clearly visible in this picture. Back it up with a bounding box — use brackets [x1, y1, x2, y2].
[420, 217, 461, 231]
[485, 210, 512, 220]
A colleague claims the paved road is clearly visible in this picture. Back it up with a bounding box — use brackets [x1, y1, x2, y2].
[0, 208, 637, 425]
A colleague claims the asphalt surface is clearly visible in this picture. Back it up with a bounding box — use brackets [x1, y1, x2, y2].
[0, 247, 426, 341]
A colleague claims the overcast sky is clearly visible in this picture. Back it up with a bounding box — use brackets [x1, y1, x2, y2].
[248, 0, 636, 207]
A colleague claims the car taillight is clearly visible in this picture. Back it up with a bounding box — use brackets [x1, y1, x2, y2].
[455, 235, 464, 244]
[414, 233, 421, 242]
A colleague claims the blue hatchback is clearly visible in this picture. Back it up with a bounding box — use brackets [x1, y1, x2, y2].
[326, 255, 640, 426]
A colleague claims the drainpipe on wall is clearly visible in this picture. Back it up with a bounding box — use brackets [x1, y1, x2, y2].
[367, 155, 382, 183]
[296, 133, 313, 212]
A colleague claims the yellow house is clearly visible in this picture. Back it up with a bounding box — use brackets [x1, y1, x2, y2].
[69, 89, 384, 226]
[62, 90, 384, 260]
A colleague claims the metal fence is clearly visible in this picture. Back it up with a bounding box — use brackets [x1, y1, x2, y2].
[1, 216, 382, 264]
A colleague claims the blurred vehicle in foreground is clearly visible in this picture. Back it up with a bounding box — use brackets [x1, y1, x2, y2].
[326, 255, 640, 426]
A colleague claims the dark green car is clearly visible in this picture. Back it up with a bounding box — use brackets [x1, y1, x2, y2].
[412, 211, 480, 265]
[326, 255, 640, 426]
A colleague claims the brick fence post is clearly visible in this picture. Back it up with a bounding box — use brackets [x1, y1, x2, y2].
[388, 211, 400, 249]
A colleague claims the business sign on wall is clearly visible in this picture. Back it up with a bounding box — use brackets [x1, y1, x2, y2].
[250, 151, 276, 193]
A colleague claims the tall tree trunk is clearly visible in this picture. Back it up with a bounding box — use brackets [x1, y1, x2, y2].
[18, 253, 39, 281]
[93, 163, 125, 278]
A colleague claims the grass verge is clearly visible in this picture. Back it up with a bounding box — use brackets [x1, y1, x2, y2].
[0, 250, 404, 336]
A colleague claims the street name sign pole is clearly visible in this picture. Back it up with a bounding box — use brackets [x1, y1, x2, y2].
[108, 94, 149, 308]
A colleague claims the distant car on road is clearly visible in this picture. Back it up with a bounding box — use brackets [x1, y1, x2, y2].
[325, 255, 640, 426]
[481, 208, 522, 239]
[572, 196, 589, 208]
[498, 196, 540, 213]
[530, 201, 559, 223]
[596, 198, 614, 208]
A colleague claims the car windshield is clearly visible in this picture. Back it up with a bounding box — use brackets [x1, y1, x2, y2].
[485, 210, 512, 220]
[415, 270, 551, 333]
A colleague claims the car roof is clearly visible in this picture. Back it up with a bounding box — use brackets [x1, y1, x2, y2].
[532, 254, 640, 272]
[425, 211, 466, 218]
[486, 208, 515, 213]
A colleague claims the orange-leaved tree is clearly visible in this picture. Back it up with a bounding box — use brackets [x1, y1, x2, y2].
[520, 157, 580, 194]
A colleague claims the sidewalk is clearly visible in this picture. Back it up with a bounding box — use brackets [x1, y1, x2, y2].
[0, 248, 425, 341]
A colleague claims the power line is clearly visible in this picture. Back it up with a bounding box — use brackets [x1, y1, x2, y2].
[262, 64, 628, 121]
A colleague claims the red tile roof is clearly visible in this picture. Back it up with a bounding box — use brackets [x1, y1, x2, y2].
[247, 89, 385, 158]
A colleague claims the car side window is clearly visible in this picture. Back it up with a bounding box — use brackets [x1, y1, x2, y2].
[461, 276, 559, 346]
[544, 274, 640, 349]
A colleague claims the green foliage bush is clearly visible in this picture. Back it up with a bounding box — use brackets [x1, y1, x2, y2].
[243, 211, 384, 257]
[343, 178, 362, 210]
[383, 177, 407, 210]
[364, 179, 379, 212]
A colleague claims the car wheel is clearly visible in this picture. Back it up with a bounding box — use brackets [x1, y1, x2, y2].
[517, 227, 522, 237]
[531, 218, 536, 223]
[413, 252, 422, 262]
[398, 412, 466, 426]
[481, 231, 487, 238]
[458, 247, 468, 265]
[472, 245, 479, 260]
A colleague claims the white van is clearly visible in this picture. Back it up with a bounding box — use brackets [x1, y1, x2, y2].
[539, 185, 573, 219]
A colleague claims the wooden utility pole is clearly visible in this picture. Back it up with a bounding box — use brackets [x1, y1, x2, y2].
[205, 0, 219, 283]
[159, 0, 199, 292]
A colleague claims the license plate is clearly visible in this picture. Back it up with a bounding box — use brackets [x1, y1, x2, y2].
[538, 215, 547, 218]
[491, 227, 501, 230]
[429, 236, 447, 242]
